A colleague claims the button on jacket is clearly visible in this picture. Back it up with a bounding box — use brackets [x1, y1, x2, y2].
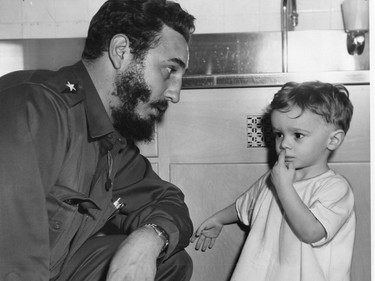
[0, 61, 193, 281]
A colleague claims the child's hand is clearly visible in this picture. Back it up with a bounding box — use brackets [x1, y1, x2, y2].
[190, 217, 223, 251]
[271, 149, 296, 189]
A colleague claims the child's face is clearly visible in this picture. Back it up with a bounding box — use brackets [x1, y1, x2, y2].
[271, 106, 334, 178]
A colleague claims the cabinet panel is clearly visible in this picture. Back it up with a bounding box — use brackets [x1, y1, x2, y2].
[171, 164, 269, 281]
[329, 163, 371, 281]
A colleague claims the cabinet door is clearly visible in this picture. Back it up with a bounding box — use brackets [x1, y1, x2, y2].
[171, 164, 269, 281]
[330, 163, 371, 281]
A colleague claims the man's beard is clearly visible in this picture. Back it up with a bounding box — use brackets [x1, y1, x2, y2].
[111, 61, 168, 143]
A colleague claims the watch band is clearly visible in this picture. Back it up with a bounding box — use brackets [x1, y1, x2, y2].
[144, 223, 169, 253]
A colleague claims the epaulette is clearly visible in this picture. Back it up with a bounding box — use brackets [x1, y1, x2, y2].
[42, 73, 85, 107]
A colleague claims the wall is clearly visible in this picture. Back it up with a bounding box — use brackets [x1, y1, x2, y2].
[0, 0, 347, 39]
[0, 0, 103, 39]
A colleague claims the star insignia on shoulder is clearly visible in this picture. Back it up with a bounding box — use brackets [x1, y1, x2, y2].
[65, 81, 76, 92]
[62, 81, 79, 94]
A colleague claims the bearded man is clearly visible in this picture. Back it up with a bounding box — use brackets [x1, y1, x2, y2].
[0, 1, 195, 281]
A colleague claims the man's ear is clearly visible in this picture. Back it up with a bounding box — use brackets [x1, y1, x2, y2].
[108, 34, 131, 69]
[327, 129, 345, 151]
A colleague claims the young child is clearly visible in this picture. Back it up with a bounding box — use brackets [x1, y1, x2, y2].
[190, 81, 355, 281]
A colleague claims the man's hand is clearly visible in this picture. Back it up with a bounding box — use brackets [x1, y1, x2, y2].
[106, 226, 165, 281]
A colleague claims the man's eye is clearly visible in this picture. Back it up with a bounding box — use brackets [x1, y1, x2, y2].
[166, 66, 176, 74]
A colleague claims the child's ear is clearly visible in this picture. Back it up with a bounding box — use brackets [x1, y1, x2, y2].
[327, 129, 345, 151]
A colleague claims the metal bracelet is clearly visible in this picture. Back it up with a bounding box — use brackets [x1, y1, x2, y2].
[144, 223, 169, 253]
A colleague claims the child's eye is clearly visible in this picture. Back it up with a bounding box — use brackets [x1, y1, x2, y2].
[274, 132, 283, 138]
[295, 133, 304, 139]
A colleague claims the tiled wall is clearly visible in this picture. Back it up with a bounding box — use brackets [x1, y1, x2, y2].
[0, 0, 104, 38]
[0, 0, 346, 39]
[178, 0, 346, 33]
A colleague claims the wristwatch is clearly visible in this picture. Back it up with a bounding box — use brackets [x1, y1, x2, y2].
[144, 223, 169, 254]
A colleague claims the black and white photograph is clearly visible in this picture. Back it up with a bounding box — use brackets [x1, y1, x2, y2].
[0, 0, 372, 280]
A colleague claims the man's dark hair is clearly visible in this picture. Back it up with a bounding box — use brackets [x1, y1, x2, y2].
[267, 81, 354, 133]
[82, 0, 195, 61]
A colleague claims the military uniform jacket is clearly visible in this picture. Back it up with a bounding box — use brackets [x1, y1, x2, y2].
[0, 61, 193, 281]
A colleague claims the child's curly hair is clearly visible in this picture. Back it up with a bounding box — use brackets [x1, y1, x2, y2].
[267, 81, 354, 133]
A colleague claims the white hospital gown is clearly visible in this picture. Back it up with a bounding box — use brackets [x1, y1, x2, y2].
[231, 170, 355, 281]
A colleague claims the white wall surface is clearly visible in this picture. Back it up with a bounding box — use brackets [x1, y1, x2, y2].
[0, 0, 346, 39]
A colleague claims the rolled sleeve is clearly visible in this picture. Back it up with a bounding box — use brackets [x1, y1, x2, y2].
[111, 151, 193, 259]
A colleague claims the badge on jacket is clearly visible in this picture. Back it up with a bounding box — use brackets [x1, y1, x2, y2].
[63, 81, 78, 93]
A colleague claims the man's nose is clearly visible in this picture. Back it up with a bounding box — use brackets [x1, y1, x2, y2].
[164, 78, 182, 103]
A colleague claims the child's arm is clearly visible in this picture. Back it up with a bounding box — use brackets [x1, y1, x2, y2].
[190, 202, 238, 251]
[271, 150, 326, 244]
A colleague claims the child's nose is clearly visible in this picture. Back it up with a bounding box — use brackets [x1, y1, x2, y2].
[279, 137, 291, 150]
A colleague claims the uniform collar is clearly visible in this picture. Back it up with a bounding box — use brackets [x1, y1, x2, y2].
[71, 61, 114, 140]
[70, 62, 127, 150]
